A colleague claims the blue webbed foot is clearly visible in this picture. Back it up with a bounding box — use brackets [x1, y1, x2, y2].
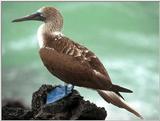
[46, 84, 74, 104]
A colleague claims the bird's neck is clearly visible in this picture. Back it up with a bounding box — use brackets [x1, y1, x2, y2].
[44, 21, 63, 33]
[37, 23, 63, 48]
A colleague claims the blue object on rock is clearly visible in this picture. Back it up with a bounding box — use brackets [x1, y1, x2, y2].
[46, 85, 73, 104]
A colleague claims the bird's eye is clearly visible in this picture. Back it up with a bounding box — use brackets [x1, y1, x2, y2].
[39, 13, 44, 17]
[36, 12, 44, 17]
[36, 12, 46, 21]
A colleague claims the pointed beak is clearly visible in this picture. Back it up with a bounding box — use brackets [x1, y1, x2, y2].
[12, 12, 45, 22]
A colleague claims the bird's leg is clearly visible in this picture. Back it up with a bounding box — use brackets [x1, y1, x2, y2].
[64, 83, 74, 95]
[71, 85, 74, 92]
[64, 83, 68, 95]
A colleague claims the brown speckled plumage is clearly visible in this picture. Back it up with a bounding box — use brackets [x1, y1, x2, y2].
[39, 34, 112, 90]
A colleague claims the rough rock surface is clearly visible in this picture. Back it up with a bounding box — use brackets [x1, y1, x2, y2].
[2, 84, 107, 120]
[2, 99, 33, 120]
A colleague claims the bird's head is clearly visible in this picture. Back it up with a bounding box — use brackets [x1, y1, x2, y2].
[12, 6, 63, 31]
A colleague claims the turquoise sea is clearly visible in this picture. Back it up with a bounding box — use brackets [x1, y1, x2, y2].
[2, 2, 159, 120]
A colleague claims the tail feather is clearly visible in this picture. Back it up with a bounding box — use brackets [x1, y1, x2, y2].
[110, 84, 133, 93]
[110, 84, 133, 100]
[116, 91, 125, 100]
[97, 90, 143, 119]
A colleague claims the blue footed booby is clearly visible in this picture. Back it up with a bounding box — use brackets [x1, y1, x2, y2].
[12, 7, 143, 119]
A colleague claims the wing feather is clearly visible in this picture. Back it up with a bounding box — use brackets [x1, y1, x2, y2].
[39, 47, 112, 90]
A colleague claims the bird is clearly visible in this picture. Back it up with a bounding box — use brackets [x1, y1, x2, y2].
[12, 6, 143, 119]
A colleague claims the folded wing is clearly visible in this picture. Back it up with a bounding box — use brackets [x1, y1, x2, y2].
[39, 47, 112, 90]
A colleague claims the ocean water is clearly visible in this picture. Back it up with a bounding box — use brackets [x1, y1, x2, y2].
[2, 2, 159, 120]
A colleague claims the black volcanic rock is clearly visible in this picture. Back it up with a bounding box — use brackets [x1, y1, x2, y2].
[2, 100, 33, 120]
[2, 84, 107, 120]
[31, 84, 53, 116]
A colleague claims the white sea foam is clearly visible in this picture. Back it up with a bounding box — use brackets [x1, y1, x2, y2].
[8, 35, 37, 51]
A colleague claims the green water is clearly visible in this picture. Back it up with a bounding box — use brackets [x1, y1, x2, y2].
[2, 2, 159, 120]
